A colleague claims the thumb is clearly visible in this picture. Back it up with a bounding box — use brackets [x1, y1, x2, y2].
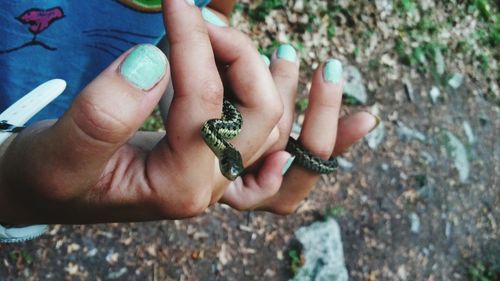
[37, 44, 169, 198]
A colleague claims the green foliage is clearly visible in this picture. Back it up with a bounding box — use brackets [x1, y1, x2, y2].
[295, 98, 309, 113]
[396, 0, 415, 13]
[467, 262, 500, 281]
[10, 250, 33, 265]
[247, 0, 284, 22]
[141, 107, 163, 132]
[324, 205, 347, 219]
[288, 249, 303, 275]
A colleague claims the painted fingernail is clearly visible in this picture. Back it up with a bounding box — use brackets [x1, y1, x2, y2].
[201, 8, 227, 27]
[366, 112, 381, 132]
[324, 59, 343, 84]
[277, 44, 297, 62]
[120, 44, 167, 91]
[185, 0, 195, 6]
[281, 156, 296, 175]
[261, 54, 271, 66]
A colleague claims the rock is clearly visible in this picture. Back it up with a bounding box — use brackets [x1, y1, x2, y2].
[409, 212, 420, 234]
[434, 47, 445, 75]
[293, 0, 304, 12]
[429, 86, 441, 103]
[396, 122, 426, 142]
[291, 219, 348, 281]
[337, 157, 354, 169]
[375, 0, 393, 18]
[463, 121, 475, 144]
[442, 132, 470, 182]
[365, 120, 385, 149]
[107, 267, 128, 280]
[342, 66, 368, 105]
[448, 73, 464, 89]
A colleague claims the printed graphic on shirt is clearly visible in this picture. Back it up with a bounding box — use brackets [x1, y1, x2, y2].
[0, 7, 64, 54]
[117, 0, 162, 13]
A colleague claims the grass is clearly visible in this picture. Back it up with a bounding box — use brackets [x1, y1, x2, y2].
[467, 261, 500, 281]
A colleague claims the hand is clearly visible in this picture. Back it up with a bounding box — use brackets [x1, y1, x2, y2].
[0, 0, 282, 224]
[218, 43, 379, 213]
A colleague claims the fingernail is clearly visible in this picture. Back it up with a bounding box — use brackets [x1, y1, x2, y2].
[185, 0, 195, 6]
[366, 112, 381, 133]
[281, 156, 296, 176]
[277, 44, 297, 62]
[324, 59, 343, 84]
[261, 54, 271, 66]
[120, 44, 167, 91]
[201, 8, 227, 27]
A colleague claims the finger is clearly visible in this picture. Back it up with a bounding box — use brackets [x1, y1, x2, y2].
[220, 151, 293, 210]
[156, 0, 223, 177]
[257, 59, 344, 213]
[333, 112, 379, 155]
[206, 21, 284, 165]
[28, 45, 169, 199]
[269, 44, 300, 149]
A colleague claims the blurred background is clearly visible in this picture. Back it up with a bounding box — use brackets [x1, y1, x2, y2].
[1, 0, 499, 280]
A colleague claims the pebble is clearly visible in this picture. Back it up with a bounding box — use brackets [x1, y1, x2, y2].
[463, 121, 475, 144]
[365, 121, 385, 149]
[409, 212, 420, 234]
[396, 122, 426, 142]
[442, 131, 470, 183]
[429, 86, 441, 103]
[448, 73, 464, 89]
[343, 65, 368, 105]
[337, 157, 354, 169]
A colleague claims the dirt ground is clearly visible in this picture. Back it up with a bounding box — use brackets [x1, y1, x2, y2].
[1, 1, 499, 280]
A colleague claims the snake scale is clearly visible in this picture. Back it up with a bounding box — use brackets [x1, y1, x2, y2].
[201, 100, 338, 181]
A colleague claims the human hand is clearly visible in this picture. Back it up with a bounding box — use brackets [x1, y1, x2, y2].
[0, 0, 282, 224]
[218, 42, 379, 213]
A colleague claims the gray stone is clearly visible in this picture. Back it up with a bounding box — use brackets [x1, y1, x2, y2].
[448, 73, 464, 89]
[337, 157, 354, 169]
[442, 132, 470, 182]
[291, 219, 348, 281]
[434, 47, 445, 75]
[107, 267, 128, 280]
[429, 86, 441, 103]
[396, 122, 426, 142]
[343, 66, 367, 105]
[463, 121, 475, 144]
[365, 121, 385, 150]
[409, 212, 420, 234]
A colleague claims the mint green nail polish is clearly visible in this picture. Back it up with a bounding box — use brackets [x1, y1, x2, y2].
[201, 8, 227, 27]
[324, 59, 343, 84]
[281, 156, 296, 175]
[277, 44, 297, 62]
[120, 45, 167, 91]
[261, 54, 271, 66]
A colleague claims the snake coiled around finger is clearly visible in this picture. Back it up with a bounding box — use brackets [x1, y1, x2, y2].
[201, 99, 244, 181]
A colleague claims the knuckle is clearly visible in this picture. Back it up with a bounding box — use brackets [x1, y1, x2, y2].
[72, 96, 132, 144]
[272, 67, 298, 82]
[201, 80, 224, 107]
[310, 145, 334, 160]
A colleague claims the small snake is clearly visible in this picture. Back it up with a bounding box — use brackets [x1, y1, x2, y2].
[201, 100, 244, 181]
[285, 137, 338, 174]
[201, 101, 338, 181]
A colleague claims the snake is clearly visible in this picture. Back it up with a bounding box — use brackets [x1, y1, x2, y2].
[201, 101, 338, 181]
[201, 99, 244, 181]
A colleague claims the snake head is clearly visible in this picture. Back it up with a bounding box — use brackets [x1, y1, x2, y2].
[219, 148, 244, 181]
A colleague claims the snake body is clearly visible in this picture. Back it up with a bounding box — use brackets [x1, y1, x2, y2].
[201, 100, 244, 181]
[285, 137, 338, 174]
[202, 101, 338, 181]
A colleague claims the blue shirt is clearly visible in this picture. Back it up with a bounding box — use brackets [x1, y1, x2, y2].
[0, 1, 210, 123]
